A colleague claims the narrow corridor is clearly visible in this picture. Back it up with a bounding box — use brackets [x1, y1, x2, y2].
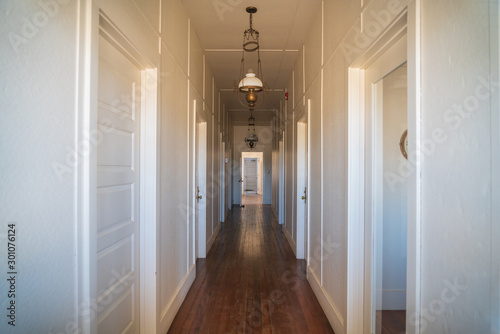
[168, 205, 334, 333]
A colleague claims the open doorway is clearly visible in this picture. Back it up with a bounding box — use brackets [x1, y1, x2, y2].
[241, 151, 263, 205]
[373, 63, 408, 334]
[363, 34, 408, 334]
[347, 9, 422, 331]
[364, 36, 408, 334]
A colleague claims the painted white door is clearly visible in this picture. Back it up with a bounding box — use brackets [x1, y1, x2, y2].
[220, 139, 225, 222]
[296, 121, 308, 259]
[228, 148, 233, 209]
[196, 120, 207, 258]
[278, 140, 284, 225]
[236, 153, 243, 206]
[364, 34, 407, 334]
[244, 158, 258, 193]
[96, 34, 141, 333]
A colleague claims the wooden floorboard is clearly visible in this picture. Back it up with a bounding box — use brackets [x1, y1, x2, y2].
[167, 205, 335, 334]
[376, 310, 406, 334]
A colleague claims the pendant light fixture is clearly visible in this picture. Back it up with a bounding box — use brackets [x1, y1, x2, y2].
[234, 6, 267, 110]
[244, 112, 259, 150]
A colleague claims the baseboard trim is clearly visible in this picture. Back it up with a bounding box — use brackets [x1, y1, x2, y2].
[159, 263, 196, 333]
[307, 266, 345, 334]
[271, 206, 279, 220]
[207, 221, 221, 255]
[283, 225, 297, 257]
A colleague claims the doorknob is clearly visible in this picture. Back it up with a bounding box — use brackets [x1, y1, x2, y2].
[301, 195, 306, 200]
[301, 188, 307, 201]
[196, 187, 202, 201]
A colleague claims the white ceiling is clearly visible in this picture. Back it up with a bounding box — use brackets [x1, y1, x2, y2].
[181, 0, 321, 120]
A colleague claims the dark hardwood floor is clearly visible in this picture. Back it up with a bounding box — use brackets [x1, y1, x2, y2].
[167, 205, 334, 334]
[376, 310, 406, 334]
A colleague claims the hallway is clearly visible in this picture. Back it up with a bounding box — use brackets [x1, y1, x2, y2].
[168, 205, 334, 333]
[1, 1, 499, 333]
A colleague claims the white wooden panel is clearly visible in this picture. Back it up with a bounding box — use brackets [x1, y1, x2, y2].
[97, 33, 141, 334]
[97, 169, 134, 188]
[96, 185, 133, 232]
[98, 102, 135, 129]
[245, 159, 258, 191]
[99, 33, 142, 86]
[97, 287, 134, 334]
[98, 65, 136, 119]
[97, 236, 133, 293]
[97, 220, 135, 253]
[98, 129, 134, 167]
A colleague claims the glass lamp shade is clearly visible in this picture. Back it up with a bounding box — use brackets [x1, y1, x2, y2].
[244, 133, 259, 149]
[238, 69, 263, 92]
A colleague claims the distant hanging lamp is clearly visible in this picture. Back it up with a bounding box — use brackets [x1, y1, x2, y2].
[234, 6, 268, 110]
[244, 112, 259, 150]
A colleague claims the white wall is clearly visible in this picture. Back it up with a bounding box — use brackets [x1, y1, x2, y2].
[420, 1, 497, 332]
[1, 2, 80, 332]
[232, 125, 273, 205]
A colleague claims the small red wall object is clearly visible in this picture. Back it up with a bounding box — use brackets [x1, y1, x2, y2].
[285, 92, 289, 100]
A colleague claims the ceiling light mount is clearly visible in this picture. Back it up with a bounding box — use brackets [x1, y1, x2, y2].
[244, 111, 259, 150]
[234, 6, 268, 111]
[243, 7, 259, 52]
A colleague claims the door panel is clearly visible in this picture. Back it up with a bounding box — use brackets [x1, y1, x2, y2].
[96, 34, 141, 334]
[296, 121, 307, 259]
[196, 119, 207, 258]
[245, 159, 258, 192]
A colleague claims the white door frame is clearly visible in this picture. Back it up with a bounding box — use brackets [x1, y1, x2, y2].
[346, 3, 421, 334]
[220, 135, 225, 222]
[491, 3, 500, 332]
[77, 4, 158, 334]
[139, 68, 158, 334]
